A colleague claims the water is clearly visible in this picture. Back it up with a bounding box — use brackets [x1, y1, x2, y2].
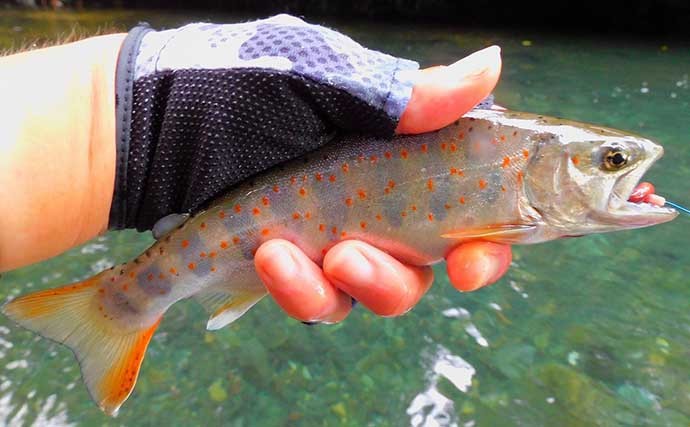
[1, 10, 689, 427]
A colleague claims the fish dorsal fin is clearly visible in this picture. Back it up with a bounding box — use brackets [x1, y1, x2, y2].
[194, 285, 266, 331]
[2, 275, 162, 415]
[152, 213, 190, 240]
[441, 224, 537, 244]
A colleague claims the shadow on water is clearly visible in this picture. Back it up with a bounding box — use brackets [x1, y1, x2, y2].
[0, 9, 689, 427]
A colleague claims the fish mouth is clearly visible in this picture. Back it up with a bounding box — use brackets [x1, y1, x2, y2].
[606, 144, 678, 227]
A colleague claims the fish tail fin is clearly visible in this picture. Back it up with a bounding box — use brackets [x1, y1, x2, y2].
[2, 274, 161, 416]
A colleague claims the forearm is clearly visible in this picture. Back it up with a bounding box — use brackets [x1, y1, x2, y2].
[0, 33, 126, 272]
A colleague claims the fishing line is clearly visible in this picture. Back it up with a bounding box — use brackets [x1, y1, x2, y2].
[665, 200, 690, 216]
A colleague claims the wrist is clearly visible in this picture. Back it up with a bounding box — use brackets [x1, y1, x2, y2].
[0, 33, 125, 272]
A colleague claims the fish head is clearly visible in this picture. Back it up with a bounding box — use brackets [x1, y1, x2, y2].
[523, 121, 678, 238]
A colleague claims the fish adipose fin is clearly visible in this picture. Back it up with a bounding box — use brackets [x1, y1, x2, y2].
[441, 224, 537, 244]
[194, 285, 266, 331]
[152, 213, 190, 240]
[2, 276, 161, 416]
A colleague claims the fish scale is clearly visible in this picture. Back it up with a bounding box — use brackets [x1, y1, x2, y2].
[2, 108, 677, 415]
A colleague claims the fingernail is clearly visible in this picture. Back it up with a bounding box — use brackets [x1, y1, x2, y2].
[473, 255, 502, 290]
[327, 245, 374, 289]
[256, 243, 297, 286]
[448, 45, 501, 80]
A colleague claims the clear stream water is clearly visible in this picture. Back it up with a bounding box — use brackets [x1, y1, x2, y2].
[0, 10, 689, 427]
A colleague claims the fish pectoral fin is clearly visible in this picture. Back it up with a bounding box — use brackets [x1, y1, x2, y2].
[152, 213, 190, 240]
[2, 275, 161, 416]
[440, 224, 537, 244]
[194, 286, 266, 331]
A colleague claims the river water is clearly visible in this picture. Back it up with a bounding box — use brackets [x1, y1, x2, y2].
[0, 9, 689, 427]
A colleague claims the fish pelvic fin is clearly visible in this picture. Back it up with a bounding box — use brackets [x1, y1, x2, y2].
[194, 285, 266, 331]
[441, 224, 537, 244]
[2, 275, 162, 416]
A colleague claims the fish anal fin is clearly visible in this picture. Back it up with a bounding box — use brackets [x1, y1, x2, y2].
[2, 274, 162, 416]
[441, 224, 537, 244]
[194, 286, 266, 331]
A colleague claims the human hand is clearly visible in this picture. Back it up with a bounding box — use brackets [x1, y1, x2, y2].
[256, 46, 511, 323]
[109, 16, 509, 323]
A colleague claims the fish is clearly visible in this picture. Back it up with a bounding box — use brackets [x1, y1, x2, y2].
[2, 108, 678, 415]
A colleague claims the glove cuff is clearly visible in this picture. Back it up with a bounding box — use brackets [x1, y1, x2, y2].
[111, 23, 153, 230]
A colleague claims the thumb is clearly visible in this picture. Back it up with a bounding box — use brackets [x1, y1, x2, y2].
[396, 45, 502, 134]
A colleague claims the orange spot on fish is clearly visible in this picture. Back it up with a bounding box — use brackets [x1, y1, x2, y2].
[401, 211, 407, 217]
[450, 143, 457, 152]
[290, 176, 297, 185]
[181, 240, 189, 249]
[292, 212, 301, 220]
[427, 178, 434, 192]
[169, 267, 177, 275]
[450, 167, 458, 175]
[459, 197, 466, 204]
[273, 185, 280, 193]
[262, 196, 270, 206]
[200, 222, 207, 230]
[441, 143, 447, 151]
[428, 213, 434, 221]
[261, 228, 270, 236]
[571, 155, 580, 165]
[188, 262, 196, 271]
[522, 149, 530, 159]
[375, 214, 382, 221]
[444, 203, 452, 210]
[158, 273, 165, 279]
[147, 273, 154, 282]
[220, 241, 229, 249]
[315, 173, 323, 181]
[500, 135, 506, 142]
[329, 174, 336, 182]
[458, 132, 465, 140]
[502, 156, 511, 168]
[517, 171, 524, 183]
[319, 224, 325, 232]
[122, 283, 129, 291]
[384, 151, 392, 159]
[210, 267, 217, 272]
[232, 236, 241, 245]
[234, 204, 242, 213]
[209, 252, 217, 258]
[388, 180, 396, 189]
[370, 155, 378, 162]
[345, 198, 353, 207]
[218, 211, 226, 219]
[305, 212, 312, 220]
[479, 179, 488, 190]
[331, 226, 338, 235]
[357, 189, 367, 200]
[384, 188, 391, 194]
[360, 221, 367, 229]
[342, 163, 350, 173]
[411, 205, 417, 212]
[401, 149, 409, 159]
[299, 187, 307, 197]
[129, 272, 136, 279]
[200, 252, 207, 258]
[501, 185, 507, 192]
[341, 231, 347, 237]
[421, 144, 428, 153]
[252, 207, 261, 216]
[302, 175, 308, 183]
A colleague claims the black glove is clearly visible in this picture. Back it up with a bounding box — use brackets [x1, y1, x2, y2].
[110, 15, 420, 231]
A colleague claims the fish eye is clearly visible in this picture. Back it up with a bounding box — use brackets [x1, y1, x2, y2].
[602, 148, 629, 171]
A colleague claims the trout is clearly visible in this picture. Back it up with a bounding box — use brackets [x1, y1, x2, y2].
[2, 109, 678, 414]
